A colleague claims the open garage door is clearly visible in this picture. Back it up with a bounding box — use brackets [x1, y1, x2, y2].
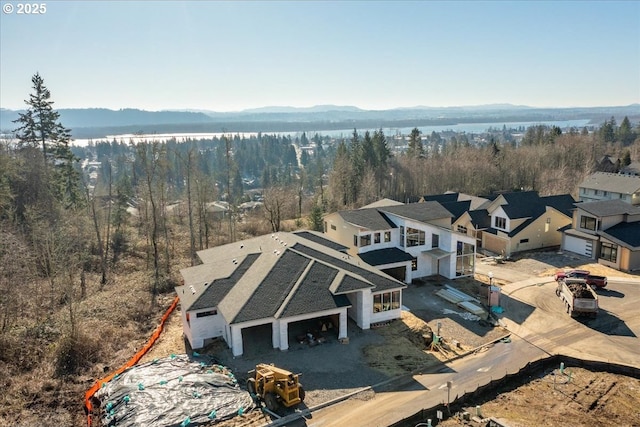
[287, 316, 339, 350]
[382, 266, 406, 282]
[241, 323, 274, 358]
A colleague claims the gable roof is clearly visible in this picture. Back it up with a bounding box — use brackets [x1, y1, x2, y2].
[423, 193, 459, 204]
[579, 172, 640, 194]
[379, 201, 453, 223]
[600, 222, 640, 249]
[294, 230, 349, 252]
[468, 209, 491, 229]
[339, 208, 397, 230]
[440, 200, 472, 222]
[620, 161, 640, 176]
[361, 198, 404, 208]
[496, 191, 543, 219]
[177, 232, 405, 323]
[576, 199, 640, 217]
[541, 194, 577, 217]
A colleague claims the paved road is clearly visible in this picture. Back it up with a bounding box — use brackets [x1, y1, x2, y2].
[301, 269, 640, 427]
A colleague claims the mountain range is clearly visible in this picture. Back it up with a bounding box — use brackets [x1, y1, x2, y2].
[1, 104, 639, 139]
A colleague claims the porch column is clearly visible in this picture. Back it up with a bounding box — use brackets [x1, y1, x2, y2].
[405, 264, 411, 283]
[278, 320, 289, 351]
[271, 320, 280, 349]
[230, 325, 243, 357]
[338, 310, 347, 339]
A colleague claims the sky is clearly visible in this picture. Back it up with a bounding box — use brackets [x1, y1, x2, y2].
[1, 1, 639, 112]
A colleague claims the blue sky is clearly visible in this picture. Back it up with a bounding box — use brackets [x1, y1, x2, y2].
[1, 1, 639, 111]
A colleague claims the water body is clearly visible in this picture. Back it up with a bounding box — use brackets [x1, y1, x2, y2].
[71, 119, 591, 146]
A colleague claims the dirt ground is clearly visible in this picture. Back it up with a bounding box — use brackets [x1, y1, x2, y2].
[438, 367, 640, 427]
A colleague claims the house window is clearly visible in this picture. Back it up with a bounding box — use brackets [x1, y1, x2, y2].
[520, 238, 529, 243]
[595, 190, 601, 196]
[456, 242, 475, 276]
[407, 227, 426, 247]
[384, 231, 391, 242]
[599, 242, 618, 263]
[372, 290, 401, 313]
[331, 224, 337, 231]
[619, 194, 625, 199]
[495, 216, 506, 229]
[324, 221, 327, 232]
[411, 257, 418, 271]
[457, 225, 468, 234]
[399, 226, 405, 247]
[603, 191, 608, 197]
[579, 215, 597, 231]
[354, 235, 358, 246]
[432, 233, 439, 248]
[546, 217, 551, 224]
[374, 232, 381, 244]
[580, 188, 585, 194]
[360, 234, 371, 247]
[196, 309, 217, 318]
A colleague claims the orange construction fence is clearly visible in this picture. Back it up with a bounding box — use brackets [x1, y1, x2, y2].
[83, 296, 180, 426]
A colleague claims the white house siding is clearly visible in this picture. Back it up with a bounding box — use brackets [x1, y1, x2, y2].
[181, 310, 195, 348]
[186, 308, 227, 350]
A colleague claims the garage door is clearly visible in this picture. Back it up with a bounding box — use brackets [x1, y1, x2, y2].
[564, 235, 593, 258]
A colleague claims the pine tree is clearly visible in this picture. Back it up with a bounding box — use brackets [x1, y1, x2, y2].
[407, 127, 424, 158]
[12, 73, 82, 209]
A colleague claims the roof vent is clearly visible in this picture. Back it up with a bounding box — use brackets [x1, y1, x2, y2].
[189, 285, 196, 295]
[204, 282, 209, 286]
[273, 250, 277, 253]
[276, 250, 281, 256]
[232, 259, 237, 264]
[271, 234, 275, 238]
[240, 244, 244, 249]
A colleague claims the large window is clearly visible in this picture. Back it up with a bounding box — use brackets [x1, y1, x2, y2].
[580, 215, 597, 231]
[456, 242, 475, 276]
[373, 290, 401, 313]
[360, 234, 371, 247]
[374, 232, 380, 244]
[600, 242, 618, 263]
[196, 309, 217, 318]
[399, 226, 405, 247]
[431, 233, 439, 248]
[407, 227, 426, 247]
[457, 225, 468, 234]
[384, 231, 391, 242]
[495, 216, 506, 229]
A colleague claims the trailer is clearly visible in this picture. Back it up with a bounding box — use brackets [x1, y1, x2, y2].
[555, 278, 598, 318]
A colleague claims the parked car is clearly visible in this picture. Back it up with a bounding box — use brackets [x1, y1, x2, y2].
[554, 269, 607, 289]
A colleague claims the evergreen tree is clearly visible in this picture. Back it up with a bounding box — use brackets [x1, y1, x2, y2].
[618, 116, 635, 146]
[308, 204, 324, 232]
[12, 73, 82, 209]
[407, 127, 424, 158]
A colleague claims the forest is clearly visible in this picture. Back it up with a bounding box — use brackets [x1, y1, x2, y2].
[1, 74, 639, 426]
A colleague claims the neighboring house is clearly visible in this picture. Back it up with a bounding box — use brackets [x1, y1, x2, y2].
[466, 191, 575, 257]
[620, 161, 640, 177]
[176, 231, 406, 356]
[421, 191, 490, 210]
[595, 155, 620, 173]
[323, 200, 476, 282]
[561, 199, 640, 272]
[578, 172, 640, 205]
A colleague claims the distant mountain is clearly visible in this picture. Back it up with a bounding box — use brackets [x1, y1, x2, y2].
[239, 105, 364, 114]
[2, 104, 638, 139]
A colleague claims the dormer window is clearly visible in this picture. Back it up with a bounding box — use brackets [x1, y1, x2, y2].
[580, 215, 597, 231]
[495, 216, 507, 229]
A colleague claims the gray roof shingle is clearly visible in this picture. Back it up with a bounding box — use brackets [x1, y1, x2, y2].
[579, 172, 640, 194]
[379, 201, 453, 223]
[359, 247, 414, 266]
[339, 208, 397, 230]
[577, 199, 640, 217]
[294, 230, 349, 252]
[600, 221, 640, 249]
[280, 262, 350, 318]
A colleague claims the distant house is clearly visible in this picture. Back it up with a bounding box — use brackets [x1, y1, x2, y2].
[620, 161, 640, 177]
[578, 172, 640, 205]
[462, 191, 575, 257]
[323, 200, 476, 282]
[561, 199, 640, 272]
[176, 231, 406, 356]
[595, 155, 620, 173]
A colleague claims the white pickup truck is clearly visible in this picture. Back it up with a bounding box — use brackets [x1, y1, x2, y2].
[555, 278, 598, 318]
